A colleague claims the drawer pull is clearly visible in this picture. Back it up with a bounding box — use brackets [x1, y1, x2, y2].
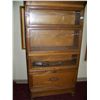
[48, 77, 59, 81]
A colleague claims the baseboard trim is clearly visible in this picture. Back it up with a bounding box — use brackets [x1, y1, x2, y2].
[14, 78, 87, 84]
[77, 77, 87, 82]
[14, 80, 28, 84]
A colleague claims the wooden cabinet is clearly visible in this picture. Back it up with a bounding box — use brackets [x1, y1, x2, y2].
[23, 1, 86, 99]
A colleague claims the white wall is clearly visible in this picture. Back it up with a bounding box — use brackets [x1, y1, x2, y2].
[13, 1, 27, 80]
[13, 1, 87, 80]
[78, 5, 87, 78]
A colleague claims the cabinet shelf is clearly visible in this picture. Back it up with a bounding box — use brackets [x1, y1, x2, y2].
[30, 46, 78, 52]
[27, 24, 81, 30]
[28, 51, 80, 57]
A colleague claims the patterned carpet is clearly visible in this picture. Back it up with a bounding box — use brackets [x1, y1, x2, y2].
[13, 81, 87, 100]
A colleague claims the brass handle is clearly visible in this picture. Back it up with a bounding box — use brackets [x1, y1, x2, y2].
[49, 77, 59, 81]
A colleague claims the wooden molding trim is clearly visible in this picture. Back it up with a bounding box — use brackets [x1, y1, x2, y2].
[20, 6, 26, 49]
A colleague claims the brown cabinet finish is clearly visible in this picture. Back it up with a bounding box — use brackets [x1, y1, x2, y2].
[29, 69, 77, 90]
[23, 1, 86, 98]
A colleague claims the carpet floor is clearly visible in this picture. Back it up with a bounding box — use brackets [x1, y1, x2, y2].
[13, 81, 87, 100]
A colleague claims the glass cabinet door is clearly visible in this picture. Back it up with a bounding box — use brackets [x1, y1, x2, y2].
[27, 29, 81, 52]
[26, 10, 80, 25]
[29, 54, 78, 68]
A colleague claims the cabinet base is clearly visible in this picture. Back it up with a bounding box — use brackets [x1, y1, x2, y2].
[30, 88, 75, 98]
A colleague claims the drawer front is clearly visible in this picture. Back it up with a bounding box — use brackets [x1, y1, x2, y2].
[29, 69, 77, 91]
[27, 29, 80, 52]
[26, 10, 80, 25]
[29, 54, 78, 69]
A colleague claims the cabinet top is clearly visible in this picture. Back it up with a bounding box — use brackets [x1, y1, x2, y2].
[24, 1, 86, 11]
[24, 1, 86, 8]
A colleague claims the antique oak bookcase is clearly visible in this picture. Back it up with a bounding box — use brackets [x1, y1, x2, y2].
[23, 1, 86, 99]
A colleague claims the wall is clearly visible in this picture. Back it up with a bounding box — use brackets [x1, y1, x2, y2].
[13, 1, 27, 80]
[78, 5, 87, 78]
[13, 1, 87, 80]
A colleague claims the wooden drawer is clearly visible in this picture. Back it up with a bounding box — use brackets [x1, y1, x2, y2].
[26, 9, 81, 26]
[29, 54, 78, 69]
[27, 28, 80, 52]
[29, 69, 77, 92]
